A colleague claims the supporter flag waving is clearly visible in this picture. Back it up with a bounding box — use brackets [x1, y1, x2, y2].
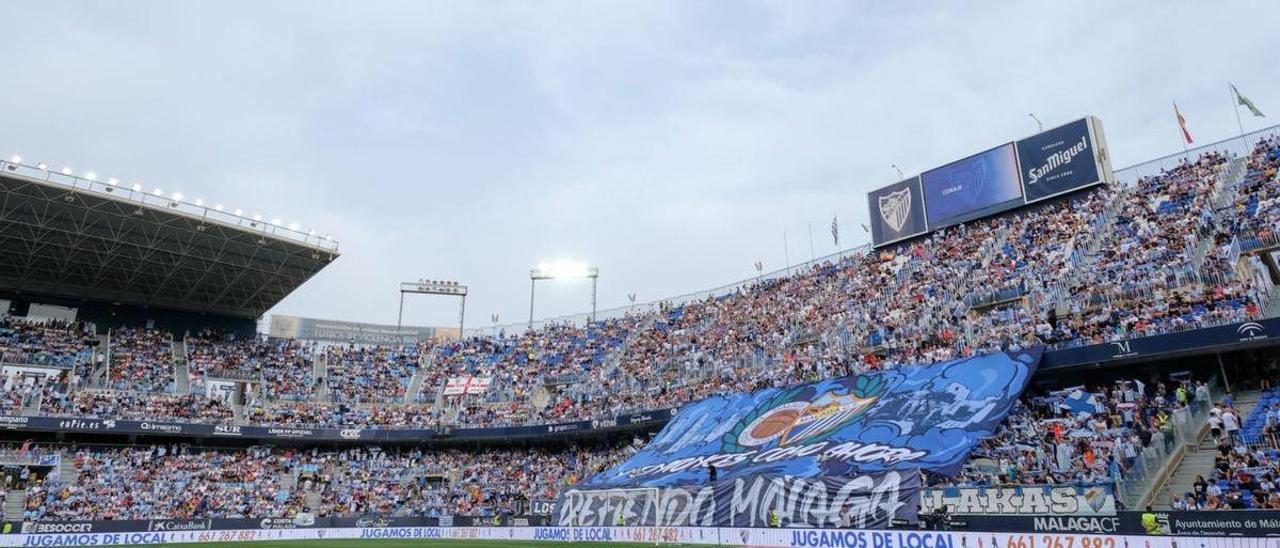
[1231, 83, 1265, 117]
[1173, 100, 1193, 144]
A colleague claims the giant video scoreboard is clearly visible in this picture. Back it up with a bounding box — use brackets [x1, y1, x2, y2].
[869, 116, 1114, 247]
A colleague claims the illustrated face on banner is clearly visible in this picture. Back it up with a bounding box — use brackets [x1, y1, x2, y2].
[582, 347, 1042, 489]
[867, 177, 927, 246]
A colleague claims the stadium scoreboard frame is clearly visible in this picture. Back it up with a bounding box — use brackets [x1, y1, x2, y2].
[868, 115, 1114, 248]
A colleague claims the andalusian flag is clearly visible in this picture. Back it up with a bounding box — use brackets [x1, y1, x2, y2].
[1174, 101, 1193, 144]
[1231, 83, 1265, 117]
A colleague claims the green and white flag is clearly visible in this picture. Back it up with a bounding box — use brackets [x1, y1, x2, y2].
[1231, 83, 1265, 117]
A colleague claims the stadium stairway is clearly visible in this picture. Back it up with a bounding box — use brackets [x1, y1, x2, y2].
[173, 339, 190, 393]
[90, 332, 111, 387]
[1153, 390, 1263, 509]
[313, 353, 329, 401]
[3, 490, 24, 519]
[58, 457, 75, 483]
[304, 489, 322, 511]
[406, 363, 428, 403]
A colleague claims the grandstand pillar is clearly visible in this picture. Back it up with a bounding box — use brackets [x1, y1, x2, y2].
[397, 292, 406, 330]
[458, 294, 466, 339]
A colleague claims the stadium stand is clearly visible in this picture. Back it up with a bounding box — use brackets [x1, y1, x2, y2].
[14, 440, 634, 520]
[2, 124, 1280, 535]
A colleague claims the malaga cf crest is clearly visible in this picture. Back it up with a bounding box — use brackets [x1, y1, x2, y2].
[878, 188, 911, 233]
[725, 375, 884, 452]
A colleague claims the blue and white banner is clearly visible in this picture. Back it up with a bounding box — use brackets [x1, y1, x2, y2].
[557, 472, 918, 529]
[582, 348, 1041, 490]
[1016, 117, 1105, 203]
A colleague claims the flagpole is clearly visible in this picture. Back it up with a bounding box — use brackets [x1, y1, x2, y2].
[806, 221, 815, 262]
[1231, 83, 1245, 137]
[1174, 100, 1188, 153]
[783, 230, 791, 270]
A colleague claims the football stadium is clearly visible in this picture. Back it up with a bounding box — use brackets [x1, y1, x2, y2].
[2, 2, 1280, 548]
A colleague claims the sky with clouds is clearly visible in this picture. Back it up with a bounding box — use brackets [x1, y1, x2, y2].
[2, 0, 1278, 330]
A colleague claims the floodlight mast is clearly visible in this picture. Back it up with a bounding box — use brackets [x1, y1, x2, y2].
[398, 280, 469, 337]
[528, 263, 599, 328]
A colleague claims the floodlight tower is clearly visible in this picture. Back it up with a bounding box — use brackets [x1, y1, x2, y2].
[398, 279, 468, 337]
[529, 260, 599, 328]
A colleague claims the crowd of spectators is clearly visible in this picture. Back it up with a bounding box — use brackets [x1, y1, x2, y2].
[105, 328, 174, 393]
[41, 391, 232, 422]
[0, 138, 1272, 436]
[242, 402, 439, 428]
[1169, 386, 1280, 510]
[933, 377, 1209, 489]
[1219, 136, 1280, 252]
[0, 317, 96, 369]
[186, 330, 318, 400]
[324, 345, 420, 404]
[20, 440, 635, 520]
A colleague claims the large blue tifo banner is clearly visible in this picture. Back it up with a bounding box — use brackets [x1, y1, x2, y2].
[557, 348, 1041, 528]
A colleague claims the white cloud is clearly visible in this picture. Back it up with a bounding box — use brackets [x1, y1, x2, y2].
[1, 0, 1277, 329]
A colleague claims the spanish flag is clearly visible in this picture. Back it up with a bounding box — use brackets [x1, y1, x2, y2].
[1173, 101, 1193, 144]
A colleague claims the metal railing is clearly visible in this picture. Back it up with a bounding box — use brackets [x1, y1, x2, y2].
[1116, 380, 1222, 509]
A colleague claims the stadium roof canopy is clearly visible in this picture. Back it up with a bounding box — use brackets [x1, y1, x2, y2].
[0, 159, 340, 319]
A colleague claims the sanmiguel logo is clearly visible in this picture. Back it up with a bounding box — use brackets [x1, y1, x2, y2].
[1026, 136, 1088, 185]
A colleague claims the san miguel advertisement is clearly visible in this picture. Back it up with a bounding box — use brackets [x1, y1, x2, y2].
[866, 114, 1113, 248]
[558, 348, 1041, 527]
[1016, 117, 1109, 203]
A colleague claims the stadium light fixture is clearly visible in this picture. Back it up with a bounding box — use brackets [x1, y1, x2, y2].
[288, 222, 299, 231]
[131, 183, 142, 192]
[172, 192, 183, 201]
[61, 167, 73, 175]
[234, 208, 243, 216]
[152, 188, 163, 196]
[271, 217, 282, 226]
[194, 198, 203, 206]
[398, 279, 469, 334]
[214, 204, 224, 211]
[107, 178, 118, 186]
[85, 172, 97, 181]
[36, 162, 47, 170]
[529, 260, 599, 327]
[8, 155, 20, 164]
